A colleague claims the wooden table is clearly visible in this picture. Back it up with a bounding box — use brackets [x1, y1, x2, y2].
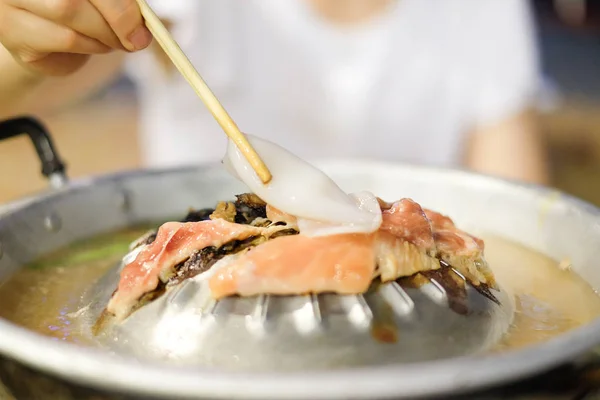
[0, 91, 140, 204]
[540, 100, 600, 206]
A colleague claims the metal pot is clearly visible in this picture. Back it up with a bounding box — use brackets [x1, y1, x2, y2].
[1, 116, 600, 400]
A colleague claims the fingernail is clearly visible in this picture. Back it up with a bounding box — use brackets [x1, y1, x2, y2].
[128, 26, 152, 51]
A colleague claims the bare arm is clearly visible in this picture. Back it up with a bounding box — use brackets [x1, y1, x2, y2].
[465, 109, 550, 185]
[0, 44, 126, 119]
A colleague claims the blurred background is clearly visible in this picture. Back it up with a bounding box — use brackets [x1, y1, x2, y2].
[1, 0, 600, 205]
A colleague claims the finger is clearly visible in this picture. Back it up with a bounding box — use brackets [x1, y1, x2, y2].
[89, 0, 151, 51]
[8, 0, 123, 49]
[1, 7, 111, 56]
[18, 52, 90, 76]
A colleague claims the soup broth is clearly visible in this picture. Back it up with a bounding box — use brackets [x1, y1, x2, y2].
[0, 227, 151, 343]
[0, 228, 599, 352]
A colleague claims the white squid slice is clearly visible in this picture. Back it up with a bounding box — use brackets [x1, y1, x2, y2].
[296, 191, 382, 237]
[223, 135, 382, 235]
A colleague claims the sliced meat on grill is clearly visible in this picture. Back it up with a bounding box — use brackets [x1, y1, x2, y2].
[107, 219, 294, 320]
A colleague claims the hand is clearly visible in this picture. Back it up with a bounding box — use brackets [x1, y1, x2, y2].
[0, 0, 152, 76]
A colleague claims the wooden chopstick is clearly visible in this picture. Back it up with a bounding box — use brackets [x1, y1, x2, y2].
[135, 0, 272, 184]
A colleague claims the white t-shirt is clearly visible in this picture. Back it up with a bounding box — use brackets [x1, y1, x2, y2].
[125, 0, 539, 168]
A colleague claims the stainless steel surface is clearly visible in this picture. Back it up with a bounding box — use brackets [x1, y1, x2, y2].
[81, 251, 513, 369]
[48, 171, 68, 190]
[0, 161, 600, 399]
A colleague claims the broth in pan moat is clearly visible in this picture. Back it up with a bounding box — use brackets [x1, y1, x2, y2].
[0, 227, 599, 353]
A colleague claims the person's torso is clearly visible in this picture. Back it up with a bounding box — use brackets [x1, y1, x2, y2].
[127, 0, 484, 168]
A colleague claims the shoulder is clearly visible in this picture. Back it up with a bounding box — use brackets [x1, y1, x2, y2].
[429, 0, 535, 44]
[422, 0, 540, 127]
[400, 0, 536, 67]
